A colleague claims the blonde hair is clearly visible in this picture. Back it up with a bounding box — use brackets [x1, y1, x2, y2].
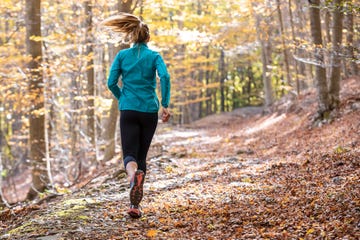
[101, 13, 149, 44]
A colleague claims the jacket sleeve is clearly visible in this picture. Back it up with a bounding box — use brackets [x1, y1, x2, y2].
[107, 52, 122, 99]
[155, 54, 171, 108]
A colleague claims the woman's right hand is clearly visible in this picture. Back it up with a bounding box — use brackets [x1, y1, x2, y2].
[161, 108, 171, 122]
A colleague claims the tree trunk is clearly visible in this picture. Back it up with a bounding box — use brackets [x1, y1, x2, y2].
[84, 0, 96, 162]
[25, 0, 47, 198]
[246, 65, 253, 105]
[219, 48, 226, 112]
[205, 46, 212, 115]
[276, 0, 292, 87]
[102, 0, 133, 162]
[344, 1, 358, 76]
[329, 0, 344, 109]
[102, 98, 119, 162]
[294, 0, 313, 89]
[250, 2, 274, 107]
[262, 40, 274, 106]
[288, 0, 300, 94]
[308, 0, 330, 116]
[323, 6, 332, 85]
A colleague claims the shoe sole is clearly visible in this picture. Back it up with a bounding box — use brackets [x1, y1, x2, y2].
[130, 170, 145, 206]
[127, 208, 142, 218]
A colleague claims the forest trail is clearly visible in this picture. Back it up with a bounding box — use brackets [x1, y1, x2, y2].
[1, 78, 359, 239]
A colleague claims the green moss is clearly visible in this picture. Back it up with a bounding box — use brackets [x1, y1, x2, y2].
[63, 198, 95, 206]
[54, 205, 86, 218]
[77, 215, 90, 221]
[47, 197, 97, 219]
[7, 222, 34, 235]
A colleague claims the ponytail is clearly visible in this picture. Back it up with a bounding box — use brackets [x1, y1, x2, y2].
[101, 13, 149, 44]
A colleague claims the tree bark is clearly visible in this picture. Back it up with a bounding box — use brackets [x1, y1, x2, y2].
[250, 3, 274, 106]
[294, 0, 313, 88]
[84, 0, 96, 161]
[205, 46, 212, 115]
[102, 0, 133, 162]
[344, 0, 358, 76]
[25, 0, 47, 198]
[288, 0, 300, 94]
[329, 0, 344, 109]
[219, 48, 226, 112]
[276, 0, 292, 87]
[308, 0, 330, 116]
[262, 39, 274, 106]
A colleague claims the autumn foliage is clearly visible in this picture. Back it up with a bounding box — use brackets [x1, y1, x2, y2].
[1, 77, 359, 239]
[0, 0, 359, 239]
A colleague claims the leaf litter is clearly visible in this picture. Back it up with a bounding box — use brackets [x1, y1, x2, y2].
[1, 77, 359, 239]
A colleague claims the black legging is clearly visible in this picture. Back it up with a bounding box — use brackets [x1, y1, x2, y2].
[120, 110, 158, 174]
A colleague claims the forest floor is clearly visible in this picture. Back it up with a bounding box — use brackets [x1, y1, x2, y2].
[1, 77, 359, 240]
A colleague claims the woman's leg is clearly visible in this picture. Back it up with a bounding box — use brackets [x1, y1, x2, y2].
[137, 112, 158, 174]
[120, 110, 153, 218]
[120, 110, 140, 175]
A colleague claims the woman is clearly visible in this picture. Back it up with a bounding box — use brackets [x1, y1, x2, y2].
[102, 13, 171, 218]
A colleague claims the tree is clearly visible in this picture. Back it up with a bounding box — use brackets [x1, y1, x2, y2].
[344, 0, 358, 77]
[102, 0, 134, 162]
[84, 0, 96, 162]
[276, 0, 292, 87]
[308, 0, 330, 117]
[25, 0, 48, 198]
[329, 0, 345, 110]
[219, 48, 226, 112]
[287, 0, 300, 94]
[308, 0, 347, 119]
[250, 1, 274, 106]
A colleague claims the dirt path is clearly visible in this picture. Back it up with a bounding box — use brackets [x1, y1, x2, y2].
[1, 119, 359, 239]
[1, 78, 359, 239]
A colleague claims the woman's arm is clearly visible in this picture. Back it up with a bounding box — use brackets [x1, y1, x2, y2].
[107, 53, 122, 99]
[155, 54, 171, 108]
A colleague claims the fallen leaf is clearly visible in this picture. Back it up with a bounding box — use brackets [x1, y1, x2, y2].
[146, 229, 158, 238]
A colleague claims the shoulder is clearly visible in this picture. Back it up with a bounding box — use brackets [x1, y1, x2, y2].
[114, 48, 131, 60]
[142, 47, 162, 62]
[146, 48, 162, 60]
[118, 48, 131, 55]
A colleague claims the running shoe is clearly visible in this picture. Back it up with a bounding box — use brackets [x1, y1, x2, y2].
[129, 170, 145, 206]
[127, 204, 142, 218]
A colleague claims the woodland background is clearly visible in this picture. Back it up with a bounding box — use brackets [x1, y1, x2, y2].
[0, 0, 359, 206]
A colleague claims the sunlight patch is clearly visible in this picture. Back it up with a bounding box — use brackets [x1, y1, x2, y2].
[156, 130, 201, 140]
[244, 113, 286, 135]
[173, 135, 222, 146]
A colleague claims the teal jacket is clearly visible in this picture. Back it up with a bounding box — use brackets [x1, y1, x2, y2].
[107, 43, 171, 113]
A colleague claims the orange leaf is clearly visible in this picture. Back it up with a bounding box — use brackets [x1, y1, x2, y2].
[146, 229, 158, 238]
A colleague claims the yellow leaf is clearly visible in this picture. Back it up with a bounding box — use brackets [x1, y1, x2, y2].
[146, 229, 158, 238]
[29, 35, 45, 42]
[334, 146, 348, 154]
[55, 186, 72, 194]
[164, 203, 171, 214]
[207, 224, 215, 230]
[165, 165, 173, 173]
[306, 228, 315, 235]
[242, 177, 252, 183]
